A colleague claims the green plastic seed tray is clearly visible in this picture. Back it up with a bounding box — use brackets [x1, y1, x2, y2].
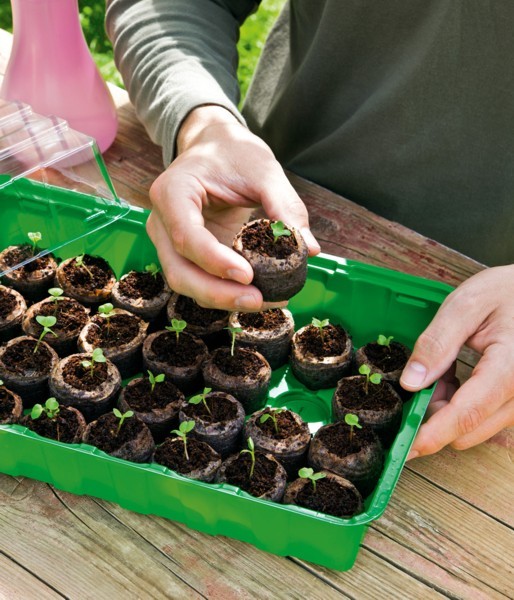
[0, 179, 453, 571]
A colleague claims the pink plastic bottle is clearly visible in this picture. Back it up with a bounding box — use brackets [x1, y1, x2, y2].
[1, 0, 118, 153]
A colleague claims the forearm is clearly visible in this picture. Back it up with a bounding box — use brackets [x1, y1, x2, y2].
[106, 0, 259, 165]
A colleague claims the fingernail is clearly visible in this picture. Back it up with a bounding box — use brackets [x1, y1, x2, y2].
[401, 361, 427, 389]
[226, 268, 251, 285]
[407, 450, 419, 461]
[235, 294, 260, 310]
[300, 227, 321, 254]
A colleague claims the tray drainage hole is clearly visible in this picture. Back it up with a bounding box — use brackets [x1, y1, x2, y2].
[269, 392, 331, 433]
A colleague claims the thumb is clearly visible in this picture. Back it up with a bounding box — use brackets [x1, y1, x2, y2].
[400, 291, 484, 391]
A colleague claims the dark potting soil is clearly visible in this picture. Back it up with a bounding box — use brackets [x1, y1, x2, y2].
[21, 408, 82, 443]
[0, 287, 17, 319]
[316, 421, 377, 457]
[118, 271, 165, 300]
[2, 245, 54, 275]
[62, 255, 113, 291]
[86, 313, 141, 348]
[295, 324, 348, 358]
[1, 339, 53, 375]
[240, 220, 298, 259]
[175, 295, 227, 326]
[237, 308, 286, 331]
[224, 452, 279, 497]
[124, 378, 184, 411]
[151, 332, 205, 367]
[213, 347, 264, 378]
[294, 477, 362, 518]
[336, 378, 400, 411]
[256, 409, 305, 440]
[0, 389, 15, 421]
[154, 437, 214, 474]
[181, 393, 238, 423]
[62, 355, 109, 391]
[86, 411, 146, 453]
[362, 342, 409, 372]
[31, 298, 88, 335]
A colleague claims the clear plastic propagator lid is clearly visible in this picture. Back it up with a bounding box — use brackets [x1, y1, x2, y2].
[0, 99, 129, 274]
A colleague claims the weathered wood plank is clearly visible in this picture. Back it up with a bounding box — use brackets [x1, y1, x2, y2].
[371, 470, 513, 599]
[293, 535, 448, 600]
[407, 432, 514, 528]
[93, 497, 351, 600]
[0, 474, 201, 599]
[0, 552, 64, 599]
[93, 496, 447, 600]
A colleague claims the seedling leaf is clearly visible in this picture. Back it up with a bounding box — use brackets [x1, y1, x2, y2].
[270, 220, 292, 242]
[225, 326, 243, 357]
[240, 437, 256, 478]
[377, 334, 394, 348]
[171, 420, 195, 460]
[188, 387, 212, 415]
[113, 407, 134, 435]
[34, 315, 57, 352]
[145, 263, 160, 278]
[298, 467, 326, 492]
[166, 318, 187, 343]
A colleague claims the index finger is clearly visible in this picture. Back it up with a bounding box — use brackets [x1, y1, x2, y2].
[258, 172, 321, 256]
[152, 175, 255, 286]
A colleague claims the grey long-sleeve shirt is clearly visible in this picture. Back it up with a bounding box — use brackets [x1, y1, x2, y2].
[106, 0, 514, 266]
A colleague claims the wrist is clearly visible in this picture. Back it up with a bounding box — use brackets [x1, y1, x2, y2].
[177, 105, 243, 154]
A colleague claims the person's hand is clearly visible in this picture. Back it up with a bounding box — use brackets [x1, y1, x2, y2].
[146, 106, 320, 311]
[400, 264, 514, 459]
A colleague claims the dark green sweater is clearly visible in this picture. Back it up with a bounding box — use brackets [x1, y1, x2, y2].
[107, 0, 514, 266]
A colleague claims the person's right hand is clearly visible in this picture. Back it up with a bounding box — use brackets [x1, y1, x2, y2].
[147, 106, 320, 311]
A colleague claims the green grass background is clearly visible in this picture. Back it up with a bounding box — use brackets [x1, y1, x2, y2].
[0, 0, 284, 102]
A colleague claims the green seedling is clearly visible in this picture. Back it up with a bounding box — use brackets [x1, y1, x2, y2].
[240, 437, 256, 478]
[226, 326, 243, 357]
[34, 315, 57, 353]
[259, 408, 285, 434]
[113, 407, 134, 435]
[311, 317, 330, 342]
[270, 220, 292, 242]
[31, 397, 60, 420]
[189, 387, 212, 415]
[145, 263, 160, 278]
[147, 370, 165, 394]
[166, 318, 187, 343]
[298, 467, 326, 493]
[345, 413, 363, 442]
[28, 231, 42, 256]
[358, 363, 382, 394]
[377, 334, 394, 349]
[81, 347, 106, 378]
[48, 287, 64, 314]
[98, 303, 115, 333]
[171, 420, 195, 461]
[75, 254, 94, 278]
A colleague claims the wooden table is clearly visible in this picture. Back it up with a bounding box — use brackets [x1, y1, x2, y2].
[1, 30, 512, 600]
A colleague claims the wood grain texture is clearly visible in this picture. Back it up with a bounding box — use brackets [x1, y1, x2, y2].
[0, 551, 64, 599]
[0, 474, 201, 599]
[372, 471, 513, 599]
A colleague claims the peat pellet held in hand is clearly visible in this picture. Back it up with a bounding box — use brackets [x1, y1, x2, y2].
[233, 219, 308, 302]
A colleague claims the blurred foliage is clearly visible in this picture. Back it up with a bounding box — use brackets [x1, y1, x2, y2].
[0, 0, 284, 100]
[238, 0, 285, 101]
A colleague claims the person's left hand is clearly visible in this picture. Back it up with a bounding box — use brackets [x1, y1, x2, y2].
[400, 264, 514, 459]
